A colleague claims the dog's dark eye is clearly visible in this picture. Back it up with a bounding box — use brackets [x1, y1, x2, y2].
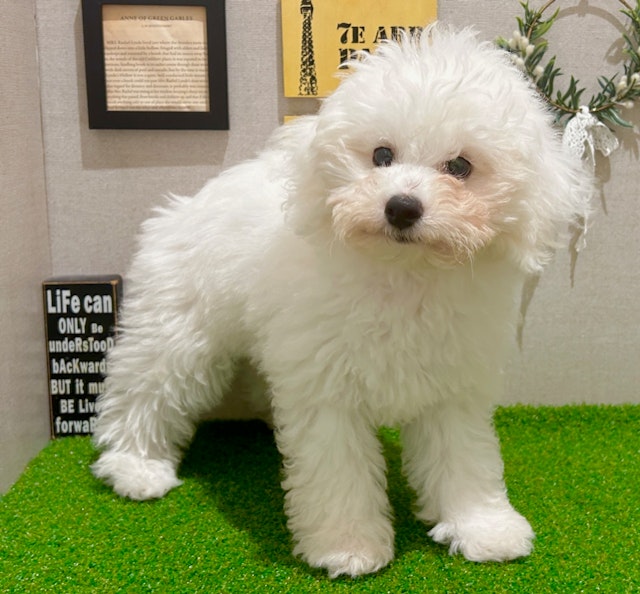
[444, 156, 472, 179]
[373, 147, 394, 167]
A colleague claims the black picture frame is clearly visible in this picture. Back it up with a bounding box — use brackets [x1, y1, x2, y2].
[81, 0, 228, 129]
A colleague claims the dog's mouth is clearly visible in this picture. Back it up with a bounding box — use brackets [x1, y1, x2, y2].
[387, 230, 467, 261]
[389, 230, 419, 244]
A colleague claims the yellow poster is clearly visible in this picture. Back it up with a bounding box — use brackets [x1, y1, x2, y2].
[281, 0, 438, 97]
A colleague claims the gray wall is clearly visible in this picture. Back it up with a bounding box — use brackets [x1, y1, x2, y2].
[2, 0, 639, 491]
[1, 0, 52, 493]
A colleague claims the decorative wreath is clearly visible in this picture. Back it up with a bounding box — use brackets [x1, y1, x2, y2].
[495, 1, 640, 248]
[496, 0, 640, 128]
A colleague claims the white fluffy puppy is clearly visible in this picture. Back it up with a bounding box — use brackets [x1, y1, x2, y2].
[93, 25, 590, 578]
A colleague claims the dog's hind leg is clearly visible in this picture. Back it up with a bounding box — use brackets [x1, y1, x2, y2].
[91, 299, 237, 500]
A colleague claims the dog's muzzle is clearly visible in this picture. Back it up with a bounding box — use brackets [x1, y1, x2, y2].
[384, 195, 424, 230]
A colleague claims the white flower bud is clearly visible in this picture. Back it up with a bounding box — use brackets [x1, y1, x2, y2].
[622, 100, 634, 109]
[525, 44, 535, 57]
[508, 37, 518, 50]
[631, 72, 640, 86]
[519, 36, 530, 50]
[533, 65, 544, 80]
[514, 57, 525, 70]
[616, 78, 628, 93]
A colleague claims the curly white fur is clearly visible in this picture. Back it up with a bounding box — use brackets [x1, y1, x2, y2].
[92, 25, 592, 578]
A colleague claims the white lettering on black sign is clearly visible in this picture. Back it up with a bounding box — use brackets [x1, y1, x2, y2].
[43, 278, 121, 437]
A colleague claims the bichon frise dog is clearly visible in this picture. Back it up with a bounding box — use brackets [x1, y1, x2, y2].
[92, 25, 591, 578]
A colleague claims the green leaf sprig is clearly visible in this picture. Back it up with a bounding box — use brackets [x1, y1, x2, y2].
[496, 0, 640, 128]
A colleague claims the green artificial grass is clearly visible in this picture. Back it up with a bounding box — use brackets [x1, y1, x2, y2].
[1, 405, 639, 593]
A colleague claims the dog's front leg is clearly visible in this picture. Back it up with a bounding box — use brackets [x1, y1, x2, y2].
[401, 398, 534, 562]
[274, 405, 394, 578]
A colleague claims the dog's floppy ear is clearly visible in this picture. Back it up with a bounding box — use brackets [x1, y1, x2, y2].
[267, 116, 331, 239]
[513, 140, 593, 274]
[281, 115, 355, 243]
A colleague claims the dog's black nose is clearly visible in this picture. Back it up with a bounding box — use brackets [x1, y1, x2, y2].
[384, 195, 424, 230]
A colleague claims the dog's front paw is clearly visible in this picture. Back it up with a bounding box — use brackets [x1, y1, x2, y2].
[429, 505, 534, 562]
[305, 541, 394, 579]
[92, 451, 182, 500]
[296, 531, 394, 578]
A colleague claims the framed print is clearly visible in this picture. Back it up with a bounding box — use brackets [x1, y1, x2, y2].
[81, 0, 229, 129]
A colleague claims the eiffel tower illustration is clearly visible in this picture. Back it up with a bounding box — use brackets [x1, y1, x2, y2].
[298, 0, 318, 96]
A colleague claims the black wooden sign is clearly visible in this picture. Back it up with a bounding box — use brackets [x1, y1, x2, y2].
[43, 276, 122, 437]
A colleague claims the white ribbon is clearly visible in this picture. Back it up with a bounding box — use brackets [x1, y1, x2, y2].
[562, 106, 619, 170]
[561, 106, 617, 254]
